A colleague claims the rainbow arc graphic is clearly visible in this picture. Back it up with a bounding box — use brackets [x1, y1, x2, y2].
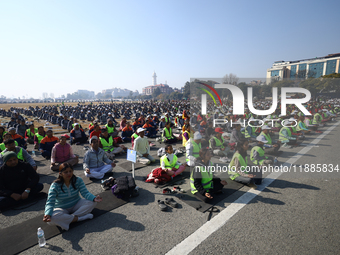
[197, 81, 222, 108]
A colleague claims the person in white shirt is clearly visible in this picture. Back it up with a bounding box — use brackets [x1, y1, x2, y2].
[133, 128, 155, 165]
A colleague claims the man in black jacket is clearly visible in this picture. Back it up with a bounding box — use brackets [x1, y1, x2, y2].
[0, 152, 43, 211]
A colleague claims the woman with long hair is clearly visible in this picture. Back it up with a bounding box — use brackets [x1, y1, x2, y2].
[43, 163, 102, 230]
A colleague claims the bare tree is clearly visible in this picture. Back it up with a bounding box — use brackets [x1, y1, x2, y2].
[223, 73, 239, 85]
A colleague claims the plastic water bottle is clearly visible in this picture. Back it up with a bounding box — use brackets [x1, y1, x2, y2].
[274, 157, 278, 165]
[37, 227, 46, 247]
[32, 149, 36, 158]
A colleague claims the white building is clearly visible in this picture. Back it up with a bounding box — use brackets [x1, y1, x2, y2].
[266, 53, 340, 84]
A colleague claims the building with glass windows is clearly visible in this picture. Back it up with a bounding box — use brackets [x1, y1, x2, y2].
[266, 53, 340, 84]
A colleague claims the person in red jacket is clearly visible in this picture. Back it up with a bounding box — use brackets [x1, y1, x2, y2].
[90, 124, 102, 139]
[8, 127, 27, 149]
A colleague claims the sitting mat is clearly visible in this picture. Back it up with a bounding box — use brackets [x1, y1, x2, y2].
[177, 179, 244, 213]
[0, 190, 127, 255]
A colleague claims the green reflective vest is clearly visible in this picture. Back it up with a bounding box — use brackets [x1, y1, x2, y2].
[250, 146, 267, 165]
[279, 127, 292, 142]
[228, 152, 248, 180]
[312, 113, 322, 124]
[1, 148, 24, 161]
[36, 133, 46, 144]
[209, 136, 225, 149]
[160, 154, 179, 170]
[186, 140, 201, 162]
[131, 133, 139, 139]
[0, 141, 18, 151]
[260, 131, 272, 145]
[245, 126, 256, 138]
[190, 161, 213, 194]
[99, 136, 114, 152]
[162, 127, 173, 141]
[106, 124, 115, 134]
[296, 120, 307, 131]
[26, 128, 38, 138]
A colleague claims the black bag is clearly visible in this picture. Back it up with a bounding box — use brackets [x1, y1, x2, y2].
[113, 176, 136, 199]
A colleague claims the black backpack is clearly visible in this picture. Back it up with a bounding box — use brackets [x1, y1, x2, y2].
[113, 176, 137, 199]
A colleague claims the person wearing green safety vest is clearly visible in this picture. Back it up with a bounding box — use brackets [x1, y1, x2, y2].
[25, 123, 38, 144]
[209, 127, 230, 162]
[190, 148, 227, 203]
[250, 136, 273, 166]
[259, 125, 280, 155]
[161, 122, 177, 144]
[312, 110, 323, 125]
[228, 140, 261, 188]
[160, 145, 187, 178]
[279, 119, 298, 149]
[186, 131, 202, 166]
[0, 133, 18, 152]
[0, 139, 37, 171]
[296, 116, 312, 134]
[245, 118, 258, 141]
[99, 128, 125, 160]
[106, 119, 118, 137]
[164, 112, 171, 124]
[33, 126, 46, 149]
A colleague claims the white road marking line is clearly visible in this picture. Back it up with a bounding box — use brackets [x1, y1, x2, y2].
[166, 122, 340, 255]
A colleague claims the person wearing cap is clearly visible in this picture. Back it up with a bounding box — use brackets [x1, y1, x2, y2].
[164, 112, 171, 123]
[159, 116, 167, 130]
[25, 123, 38, 144]
[133, 128, 155, 165]
[160, 144, 187, 178]
[186, 131, 202, 166]
[228, 140, 260, 188]
[83, 136, 115, 179]
[99, 128, 124, 160]
[259, 125, 280, 155]
[161, 122, 177, 144]
[0, 139, 37, 170]
[250, 136, 273, 166]
[43, 163, 102, 231]
[50, 135, 79, 171]
[8, 127, 27, 149]
[70, 123, 88, 145]
[0, 151, 43, 211]
[33, 126, 46, 150]
[279, 119, 298, 149]
[40, 129, 59, 159]
[209, 127, 230, 162]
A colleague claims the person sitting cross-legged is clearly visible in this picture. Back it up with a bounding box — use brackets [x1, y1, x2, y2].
[133, 128, 155, 165]
[0, 152, 43, 211]
[70, 123, 88, 145]
[83, 136, 116, 179]
[43, 163, 102, 231]
[99, 128, 124, 160]
[50, 135, 79, 171]
[39, 129, 59, 160]
[160, 144, 187, 178]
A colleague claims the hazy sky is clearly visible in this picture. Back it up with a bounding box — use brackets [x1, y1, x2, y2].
[1, 0, 339, 99]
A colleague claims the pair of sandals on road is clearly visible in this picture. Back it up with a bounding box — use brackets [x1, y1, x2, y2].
[157, 198, 178, 211]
